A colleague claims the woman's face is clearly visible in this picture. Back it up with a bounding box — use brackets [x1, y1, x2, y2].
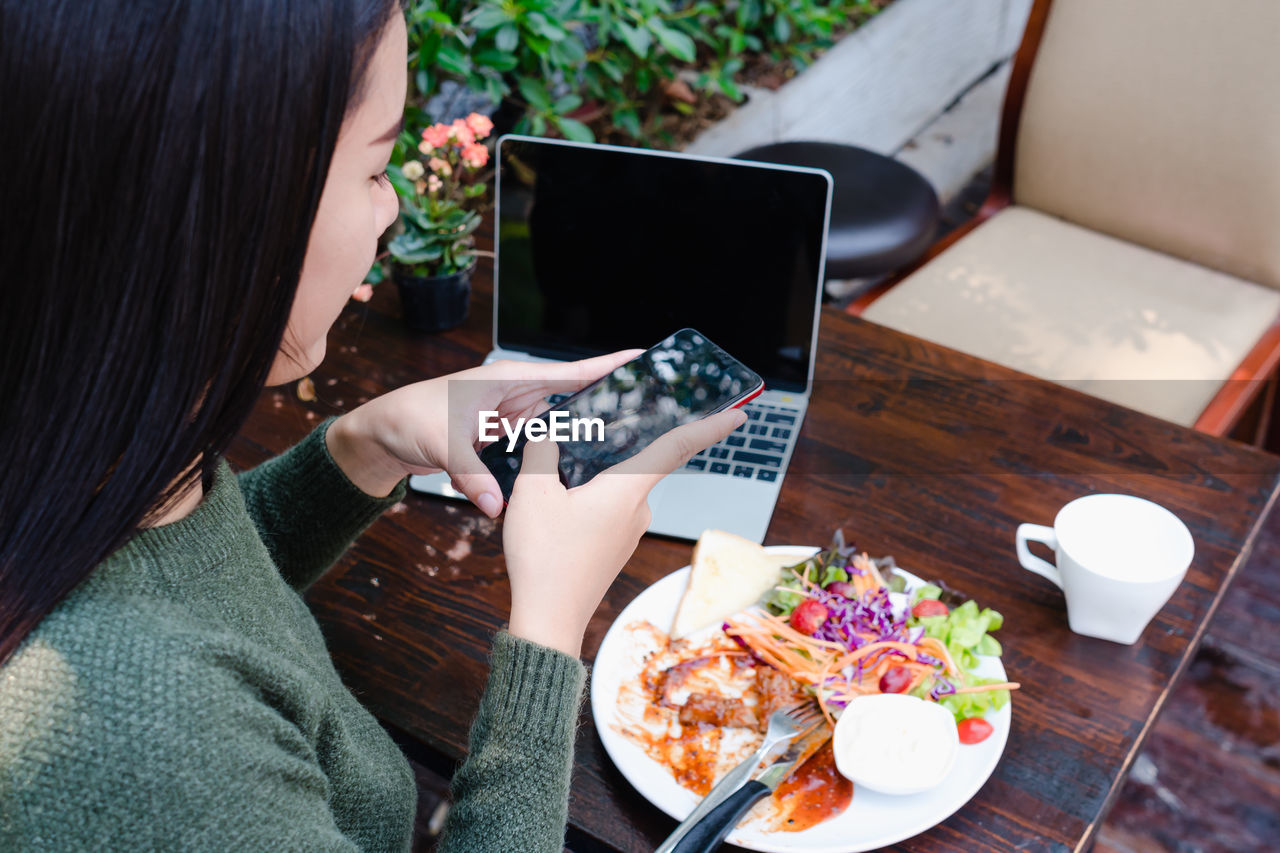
[266, 13, 407, 385]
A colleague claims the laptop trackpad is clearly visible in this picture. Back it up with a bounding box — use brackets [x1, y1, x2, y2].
[647, 472, 779, 544]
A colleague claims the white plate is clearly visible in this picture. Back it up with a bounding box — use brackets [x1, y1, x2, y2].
[590, 546, 1011, 852]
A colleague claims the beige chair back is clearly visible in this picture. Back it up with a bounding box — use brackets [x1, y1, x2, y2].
[1013, 0, 1280, 289]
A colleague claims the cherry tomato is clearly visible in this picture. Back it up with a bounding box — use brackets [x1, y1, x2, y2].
[912, 599, 949, 619]
[957, 717, 993, 744]
[790, 599, 829, 635]
[878, 665, 913, 694]
[824, 580, 858, 599]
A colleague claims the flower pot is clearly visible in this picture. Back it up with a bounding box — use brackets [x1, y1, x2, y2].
[393, 263, 473, 334]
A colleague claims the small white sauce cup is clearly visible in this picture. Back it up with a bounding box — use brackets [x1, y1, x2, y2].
[832, 693, 959, 795]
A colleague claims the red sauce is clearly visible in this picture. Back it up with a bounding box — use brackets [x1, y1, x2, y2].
[618, 627, 850, 831]
[671, 724, 723, 796]
[769, 740, 854, 832]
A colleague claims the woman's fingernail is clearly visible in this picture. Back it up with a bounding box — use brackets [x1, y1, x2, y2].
[477, 492, 501, 516]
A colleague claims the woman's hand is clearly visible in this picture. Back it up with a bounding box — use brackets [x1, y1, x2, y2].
[324, 350, 644, 511]
[501, 407, 747, 657]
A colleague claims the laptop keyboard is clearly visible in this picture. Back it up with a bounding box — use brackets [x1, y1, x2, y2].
[542, 393, 799, 483]
[684, 401, 800, 482]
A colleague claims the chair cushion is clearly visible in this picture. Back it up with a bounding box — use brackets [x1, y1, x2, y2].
[736, 141, 939, 280]
[862, 206, 1280, 426]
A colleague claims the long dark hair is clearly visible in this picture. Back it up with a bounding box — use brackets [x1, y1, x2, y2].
[0, 0, 403, 666]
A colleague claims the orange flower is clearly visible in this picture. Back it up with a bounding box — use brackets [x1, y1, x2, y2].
[421, 124, 451, 148]
[351, 283, 374, 302]
[428, 157, 452, 176]
[427, 174, 443, 192]
[465, 113, 494, 139]
[450, 119, 476, 147]
[461, 142, 489, 168]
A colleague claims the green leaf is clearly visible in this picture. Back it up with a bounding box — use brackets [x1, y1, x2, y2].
[495, 23, 519, 52]
[552, 93, 583, 115]
[612, 107, 642, 139]
[484, 76, 509, 102]
[438, 208, 470, 229]
[913, 584, 943, 602]
[614, 20, 652, 57]
[524, 34, 551, 56]
[548, 36, 587, 66]
[388, 233, 445, 264]
[384, 164, 416, 198]
[555, 116, 594, 143]
[819, 563, 849, 587]
[635, 66, 653, 94]
[363, 262, 386, 285]
[773, 14, 792, 42]
[468, 7, 511, 30]
[473, 48, 518, 71]
[525, 12, 566, 41]
[415, 69, 431, 96]
[975, 634, 1002, 656]
[653, 25, 696, 62]
[419, 30, 443, 61]
[437, 45, 470, 76]
[517, 76, 553, 111]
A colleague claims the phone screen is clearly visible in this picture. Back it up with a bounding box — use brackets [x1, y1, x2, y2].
[480, 328, 763, 501]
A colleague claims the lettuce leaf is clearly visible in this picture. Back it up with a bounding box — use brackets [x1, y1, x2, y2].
[909, 587, 1008, 719]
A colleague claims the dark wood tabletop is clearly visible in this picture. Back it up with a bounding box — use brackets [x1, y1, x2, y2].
[229, 257, 1280, 853]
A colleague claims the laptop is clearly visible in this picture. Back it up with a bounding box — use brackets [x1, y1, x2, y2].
[408, 134, 833, 543]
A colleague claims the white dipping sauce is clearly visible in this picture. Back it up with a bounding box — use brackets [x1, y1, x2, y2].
[832, 693, 959, 795]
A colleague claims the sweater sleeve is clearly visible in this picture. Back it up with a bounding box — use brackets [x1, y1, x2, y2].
[439, 632, 588, 853]
[0, 629, 414, 853]
[237, 417, 407, 591]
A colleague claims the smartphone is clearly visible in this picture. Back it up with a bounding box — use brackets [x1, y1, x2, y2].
[480, 328, 764, 502]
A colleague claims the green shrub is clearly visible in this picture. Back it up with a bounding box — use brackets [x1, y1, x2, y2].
[404, 0, 885, 147]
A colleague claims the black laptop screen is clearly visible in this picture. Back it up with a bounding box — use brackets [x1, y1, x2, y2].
[495, 137, 831, 394]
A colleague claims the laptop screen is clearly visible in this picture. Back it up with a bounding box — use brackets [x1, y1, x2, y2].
[495, 136, 831, 394]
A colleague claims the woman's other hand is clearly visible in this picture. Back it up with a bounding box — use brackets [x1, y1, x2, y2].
[324, 350, 643, 509]
[501, 407, 746, 656]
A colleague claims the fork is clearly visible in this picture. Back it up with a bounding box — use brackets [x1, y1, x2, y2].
[655, 701, 822, 853]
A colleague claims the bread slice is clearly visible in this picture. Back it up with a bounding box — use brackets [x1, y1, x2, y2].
[670, 529, 790, 639]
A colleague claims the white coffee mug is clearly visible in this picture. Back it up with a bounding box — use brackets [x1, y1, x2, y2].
[1016, 494, 1194, 645]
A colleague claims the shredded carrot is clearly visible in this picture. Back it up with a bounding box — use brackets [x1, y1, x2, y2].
[723, 564, 1016, 716]
[954, 681, 1021, 694]
[918, 637, 961, 676]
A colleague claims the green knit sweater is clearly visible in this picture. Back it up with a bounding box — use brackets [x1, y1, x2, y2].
[0, 421, 586, 852]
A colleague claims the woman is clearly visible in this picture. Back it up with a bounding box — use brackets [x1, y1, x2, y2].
[0, 1, 744, 850]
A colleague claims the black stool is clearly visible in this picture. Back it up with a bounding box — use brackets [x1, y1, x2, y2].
[735, 141, 940, 295]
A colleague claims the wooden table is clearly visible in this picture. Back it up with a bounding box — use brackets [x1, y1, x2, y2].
[230, 262, 1280, 853]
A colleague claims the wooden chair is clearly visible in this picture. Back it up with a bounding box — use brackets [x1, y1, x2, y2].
[847, 0, 1280, 445]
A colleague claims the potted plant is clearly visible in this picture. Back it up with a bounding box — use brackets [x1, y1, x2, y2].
[380, 112, 493, 333]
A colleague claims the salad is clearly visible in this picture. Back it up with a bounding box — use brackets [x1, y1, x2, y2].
[729, 531, 1018, 744]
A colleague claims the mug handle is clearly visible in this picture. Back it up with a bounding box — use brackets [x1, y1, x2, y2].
[1016, 524, 1062, 589]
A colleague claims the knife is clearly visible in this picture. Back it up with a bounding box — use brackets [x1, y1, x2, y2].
[656, 715, 815, 853]
[670, 726, 827, 853]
